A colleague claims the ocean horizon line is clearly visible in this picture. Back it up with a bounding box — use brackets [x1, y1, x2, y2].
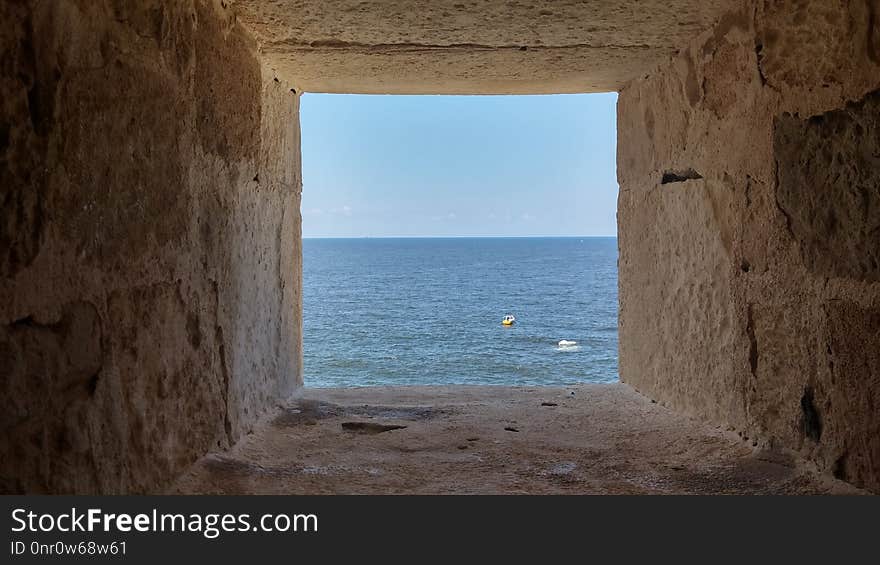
[302, 235, 618, 240]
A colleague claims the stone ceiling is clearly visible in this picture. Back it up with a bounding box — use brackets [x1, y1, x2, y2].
[231, 0, 738, 94]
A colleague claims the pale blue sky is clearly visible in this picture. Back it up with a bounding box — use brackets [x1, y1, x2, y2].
[300, 93, 618, 237]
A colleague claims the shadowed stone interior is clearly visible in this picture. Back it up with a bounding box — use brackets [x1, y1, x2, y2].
[775, 90, 880, 282]
[1, 0, 878, 493]
[0, 0, 301, 493]
[617, 0, 880, 492]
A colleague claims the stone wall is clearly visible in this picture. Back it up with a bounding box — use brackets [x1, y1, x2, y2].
[0, 0, 302, 493]
[618, 0, 880, 492]
[230, 0, 735, 94]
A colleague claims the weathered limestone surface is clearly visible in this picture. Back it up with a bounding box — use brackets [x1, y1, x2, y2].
[230, 0, 736, 94]
[3, 0, 876, 495]
[0, 0, 302, 493]
[618, 0, 880, 492]
[172, 385, 863, 495]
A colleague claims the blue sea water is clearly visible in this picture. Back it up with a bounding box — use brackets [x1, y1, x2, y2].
[303, 237, 618, 387]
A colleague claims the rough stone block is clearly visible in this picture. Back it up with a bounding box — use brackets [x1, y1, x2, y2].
[775, 90, 880, 282]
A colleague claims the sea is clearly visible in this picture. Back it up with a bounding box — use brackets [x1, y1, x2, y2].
[303, 237, 618, 387]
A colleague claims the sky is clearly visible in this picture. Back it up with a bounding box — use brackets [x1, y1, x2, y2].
[300, 93, 618, 238]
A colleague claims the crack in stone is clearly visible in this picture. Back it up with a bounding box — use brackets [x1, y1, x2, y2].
[771, 155, 795, 238]
[746, 304, 758, 377]
[210, 278, 233, 447]
[867, 0, 878, 64]
[265, 39, 657, 53]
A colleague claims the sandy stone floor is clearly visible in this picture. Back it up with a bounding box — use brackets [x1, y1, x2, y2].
[171, 385, 861, 494]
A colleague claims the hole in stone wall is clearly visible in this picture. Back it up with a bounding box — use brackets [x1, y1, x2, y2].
[0, 123, 9, 155]
[661, 168, 703, 184]
[87, 373, 100, 396]
[299, 93, 619, 388]
[800, 387, 822, 442]
[833, 453, 849, 481]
